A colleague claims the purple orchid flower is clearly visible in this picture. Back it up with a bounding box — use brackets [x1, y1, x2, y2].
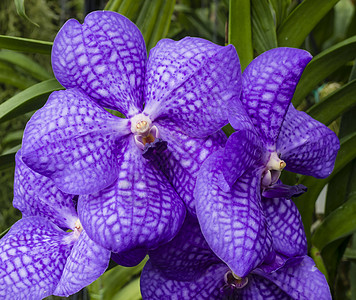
[194, 48, 339, 277]
[0, 150, 111, 298]
[20, 11, 240, 254]
[140, 215, 331, 300]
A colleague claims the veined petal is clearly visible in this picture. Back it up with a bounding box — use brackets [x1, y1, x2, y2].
[239, 275, 291, 300]
[111, 247, 147, 267]
[255, 256, 332, 300]
[156, 121, 227, 214]
[148, 215, 221, 281]
[195, 150, 272, 277]
[78, 138, 186, 253]
[22, 88, 131, 195]
[0, 217, 72, 300]
[222, 127, 264, 187]
[52, 11, 146, 116]
[54, 230, 111, 297]
[277, 104, 340, 178]
[263, 197, 307, 257]
[144, 37, 241, 138]
[141, 260, 227, 300]
[240, 48, 312, 150]
[13, 150, 77, 229]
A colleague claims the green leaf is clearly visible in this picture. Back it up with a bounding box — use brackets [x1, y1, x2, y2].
[112, 277, 141, 300]
[0, 227, 10, 239]
[251, 0, 278, 55]
[0, 35, 52, 55]
[0, 145, 21, 170]
[0, 50, 52, 81]
[14, 0, 39, 27]
[136, 0, 175, 50]
[0, 65, 36, 89]
[0, 79, 63, 123]
[306, 79, 356, 125]
[310, 246, 328, 281]
[115, 0, 146, 22]
[229, 0, 253, 71]
[270, 0, 292, 29]
[295, 131, 356, 244]
[312, 195, 356, 250]
[344, 247, 356, 261]
[293, 35, 356, 107]
[277, 0, 339, 48]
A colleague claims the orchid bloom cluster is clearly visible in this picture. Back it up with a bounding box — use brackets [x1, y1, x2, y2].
[0, 11, 339, 300]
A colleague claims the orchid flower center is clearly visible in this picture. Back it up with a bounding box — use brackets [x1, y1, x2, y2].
[130, 113, 160, 150]
[223, 270, 249, 289]
[261, 152, 286, 188]
[64, 219, 83, 245]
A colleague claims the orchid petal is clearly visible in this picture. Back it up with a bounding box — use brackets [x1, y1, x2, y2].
[144, 37, 241, 138]
[78, 138, 186, 253]
[195, 150, 272, 277]
[240, 48, 312, 149]
[255, 256, 332, 300]
[0, 217, 71, 300]
[54, 230, 110, 297]
[222, 127, 263, 187]
[141, 260, 227, 300]
[239, 275, 291, 300]
[13, 150, 77, 229]
[111, 247, 147, 267]
[148, 215, 221, 281]
[22, 88, 131, 195]
[156, 121, 227, 214]
[52, 11, 146, 117]
[277, 104, 340, 178]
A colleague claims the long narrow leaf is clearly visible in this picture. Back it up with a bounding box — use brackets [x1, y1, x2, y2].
[0, 79, 63, 123]
[0, 35, 52, 54]
[0, 50, 52, 81]
[229, 0, 253, 70]
[293, 35, 356, 106]
[306, 79, 356, 125]
[277, 0, 339, 48]
[0, 145, 21, 170]
[14, 0, 39, 26]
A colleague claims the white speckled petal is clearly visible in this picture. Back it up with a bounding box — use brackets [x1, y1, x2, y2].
[22, 88, 131, 195]
[13, 150, 77, 229]
[141, 260, 227, 300]
[52, 11, 146, 116]
[78, 138, 186, 253]
[255, 256, 332, 300]
[241, 48, 312, 149]
[54, 230, 111, 297]
[144, 37, 241, 138]
[194, 150, 272, 277]
[148, 215, 221, 281]
[156, 121, 227, 214]
[277, 104, 340, 178]
[239, 275, 292, 300]
[0, 217, 72, 300]
[262, 197, 307, 257]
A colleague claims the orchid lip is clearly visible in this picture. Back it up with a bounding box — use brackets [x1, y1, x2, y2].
[223, 270, 249, 289]
[261, 152, 286, 188]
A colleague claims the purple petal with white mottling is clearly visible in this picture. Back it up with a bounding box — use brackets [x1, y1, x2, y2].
[54, 230, 110, 297]
[194, 150, 272, 277]
[240, 48, 312, 149]
[78, 138, 186, 253]
[141, 260, 227, 300]
[239, 275, 292, 300]
[148, 215, 221, 281]
[13, 150, 77, 229]
[52, 11, 146, 116]
[261, 183, 307, 199]
[111, 247, 147, 267]
[277, 104, 340, 178]
[255, 256, 332, 300]
[0, 217, 72, 300]
[263, 197, 307, 256]
[22, 88, 131, 195]
[222, 127, 263, 187]
[156, 121, 226, 214]
[144, 37, 241, 138]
